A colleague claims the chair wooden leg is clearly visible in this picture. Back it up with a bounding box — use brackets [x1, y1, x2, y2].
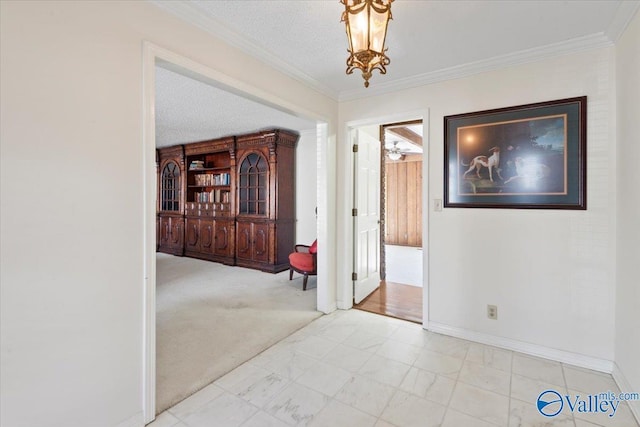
[289, 267, 293, 281]
[303, 274, 308, 291]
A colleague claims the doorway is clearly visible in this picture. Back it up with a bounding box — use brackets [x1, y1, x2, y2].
[354, 120, 424, 323]
[142, 43, 332, 424]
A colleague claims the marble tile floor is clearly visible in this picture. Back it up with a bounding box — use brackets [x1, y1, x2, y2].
[149, 309, 638, 427]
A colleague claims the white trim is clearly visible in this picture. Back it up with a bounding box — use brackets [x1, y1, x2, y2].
[421, 114, 430, 332]
[142, 41, 157, 425]
[142, 41, 332, 423]
[148, 0, 631, 104]
[316, 122, 334, 314]
[339, 33, 613, 102]
[115, 412, 143, 427]
[148, 0, 338, 101]
[339, 110, 429, 322]
[612, 363, 640, 424]
[337, 125, 355, 310]
[428, 321, 615, 374]
[605, 1, 640, 42]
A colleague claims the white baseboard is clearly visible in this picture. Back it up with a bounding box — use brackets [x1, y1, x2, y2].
[427, 322, 614, 373]
[612, 363, 640, 424]
[115, 412, 143, 427]
[322, 302, 339, 314]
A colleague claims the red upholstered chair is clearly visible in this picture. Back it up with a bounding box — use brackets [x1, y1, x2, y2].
[289, 239, 317, 290]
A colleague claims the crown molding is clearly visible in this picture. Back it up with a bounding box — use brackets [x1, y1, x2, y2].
[149, 0, 634, 104]
[606, 1, 640, 42]
[339, 32, 614, 101]
[148, 0, 340, 101]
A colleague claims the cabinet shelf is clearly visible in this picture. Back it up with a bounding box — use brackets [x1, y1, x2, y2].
[188, 167, 230, 172]
[158, 129, 298, 272]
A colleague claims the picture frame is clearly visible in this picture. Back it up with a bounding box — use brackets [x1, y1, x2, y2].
[444, 96, 587, 209]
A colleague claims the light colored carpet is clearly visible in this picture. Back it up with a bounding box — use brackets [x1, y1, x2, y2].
[156, 253, 321, 413]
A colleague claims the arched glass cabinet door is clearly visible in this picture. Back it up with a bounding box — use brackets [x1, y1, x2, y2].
[161, 161, 181, 211]
[238, 153, 268, 215]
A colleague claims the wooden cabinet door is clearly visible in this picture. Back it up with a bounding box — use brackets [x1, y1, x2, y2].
[160, 160, 182, 213]
[185, 218, 200, 252]
[159, 217, 171, 247]
[214, 220, 232, 257]
[172, 217, 184, 249]
[170, 217, 184, 248]
[236, 221, 268, 262]
[159, 215, 184, 254]
[200, 220, 214, 254]
[160, 216, 183, 254]
[237, 152, 269, 217]
[236, 221, 252, 261]
[253, 223, 269, 263]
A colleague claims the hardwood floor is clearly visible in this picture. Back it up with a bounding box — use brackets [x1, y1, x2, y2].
[354, 280, 422, 324]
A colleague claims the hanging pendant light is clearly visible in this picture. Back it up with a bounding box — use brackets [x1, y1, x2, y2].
[341, 0, 393, 88]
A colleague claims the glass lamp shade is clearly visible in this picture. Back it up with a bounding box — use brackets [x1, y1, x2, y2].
[387, 151, 402, 161]
[341, 0, 393, 88]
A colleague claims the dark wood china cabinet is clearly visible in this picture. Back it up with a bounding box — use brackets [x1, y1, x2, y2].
[156, 129, 298, 273]
[235, 129, 297, 273]
[183, 137, 236, 265]
[157, 145, 186, 256]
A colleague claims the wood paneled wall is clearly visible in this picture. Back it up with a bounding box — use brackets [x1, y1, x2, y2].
[385, 154, 422, 247]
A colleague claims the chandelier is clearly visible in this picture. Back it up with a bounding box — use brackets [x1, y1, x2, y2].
[341, 0, 393, 88]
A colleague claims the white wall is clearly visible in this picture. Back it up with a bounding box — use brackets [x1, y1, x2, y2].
[615, 10, 640, 418]
[296, 130, 319, 245]
[0, 2, 337, 427]
[1, 1, 636, 425]
[339, 47, 618, 365]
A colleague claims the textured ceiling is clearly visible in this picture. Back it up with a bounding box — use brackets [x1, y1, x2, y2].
[155, 66, 316, 147]
[153, 0, 638, 100]
[152, 0, 639, 148]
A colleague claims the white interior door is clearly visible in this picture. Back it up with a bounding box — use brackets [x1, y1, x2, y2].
[353, 129, 381, 304]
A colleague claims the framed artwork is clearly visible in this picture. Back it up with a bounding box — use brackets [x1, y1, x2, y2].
[444, 96, 587, 209]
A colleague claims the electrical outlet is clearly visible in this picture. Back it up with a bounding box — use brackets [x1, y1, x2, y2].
[487, 305, 498, 320]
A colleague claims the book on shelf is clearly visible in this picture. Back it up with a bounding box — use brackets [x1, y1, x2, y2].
[194, 189, 230, 204]
[189, 160, 205, 170]
[194, 173, 230, 187]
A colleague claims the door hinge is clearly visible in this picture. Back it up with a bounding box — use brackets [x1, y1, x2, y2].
[352, 208, 358, 216]
[352, 144, 358, 153]
[352, 272, 358, 281]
